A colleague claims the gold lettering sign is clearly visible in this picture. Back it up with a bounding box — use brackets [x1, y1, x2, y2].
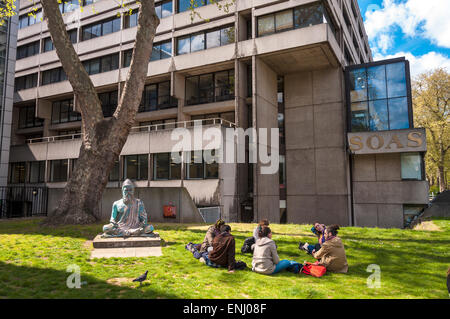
[407, 132, 423, 147]
[367, 135, 384, 150]
[349, 136, 363, 151]
[385, 135, 404, 149]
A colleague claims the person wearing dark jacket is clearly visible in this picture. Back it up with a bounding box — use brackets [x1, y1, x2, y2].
[208, 225, 237, 272]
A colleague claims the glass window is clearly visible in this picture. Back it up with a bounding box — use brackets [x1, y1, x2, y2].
[154, 153, 170, 180]
[50, 160, 68, 182]
[177, 36, 190, 55]
[43, 38, 54, 52]
[258, 15, 275, 37]
[190, 33, 205, 52]
[151, 44, 161, 61]
[386, 62, 407, 98]
[220, 26, 235, 45]
[205, 149, 219, 178]
[367, 65, 387, 100]
[178, 0, 206, 13]
[199, 73, 214, 103]
[161, 1, 173, 18]
[206, 30, 220, 49]
[368, 99, 389, 131]
[124, 154, 148, 180]
[294, 2, 323, 28]
[349, 68, 367, 102]
[123, 50, 132, 67]
[158, 81, 170, 106]
[124, 11, 138, 28]
[160, 41, 172, 59]
[185, 76, 199, 105]
[29, 161, 45, 183]
[187, 151, 203, 179]
[275, 10, 293, 32]
[351, 102, 368, 132]
[10, 162, 26, 183]
[401, 153, 422, 180]
[388, 97, 409, 130]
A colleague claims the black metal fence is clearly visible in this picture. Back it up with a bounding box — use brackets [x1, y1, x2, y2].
[0, 186, 48, 219]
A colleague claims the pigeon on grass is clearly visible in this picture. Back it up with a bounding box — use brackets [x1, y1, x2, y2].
[133, 270, 148, 286]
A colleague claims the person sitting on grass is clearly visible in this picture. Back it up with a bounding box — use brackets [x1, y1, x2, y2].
[312, 224, 348, 273]
[185, 219, 225, 259]
[252, 226, 302, 275]
[241, 219, 270, 253]
[299, 222, 326, 255]
[207, 225, 246, 273]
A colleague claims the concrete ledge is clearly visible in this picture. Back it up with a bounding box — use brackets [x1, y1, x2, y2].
[92, 233, 161, 249]
[90, 247, 163, 259]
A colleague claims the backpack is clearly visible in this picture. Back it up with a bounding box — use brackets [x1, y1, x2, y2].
[235, 261, 247, 270]
[301, 262, 326, 277]
[241, 237, 255, 253]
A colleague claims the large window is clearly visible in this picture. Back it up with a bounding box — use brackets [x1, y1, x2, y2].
[14, 73, 38, 91]
[99, 91, 118, 117]
[43, 29, 78, 52]
[52, 98, 81, 124]
[59, 0, 80, 13]
[177, 25, 235, 55]
[17, 41, 40, 60]
[185, 69, 234, 105]
[50, 160, 68, 182]
[124, 10, 138, 29]
[347, 59, 411, 132]
[257, 2, 335, 37]
[153, 152, 181, 180]
[10, 162, 26, 183]
[139, 81, 177, 112]
[156, 1, 173, 19]
[185, 150, 219, 179]
[82, 17, 121, 41]
[41, 67, 67, 85]
[19, 10, 43, 29]
[123, 41, 172, 67]
[83, 53, 119, 75]
[124, 154, 148, 180]
[18, 105, 43, 129]
[401, 153, 423, 180]
[177, 0, 208, 13]
[29, 161, 45, 183]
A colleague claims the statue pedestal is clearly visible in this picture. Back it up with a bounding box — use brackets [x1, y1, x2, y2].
[90, 233, 163, 259]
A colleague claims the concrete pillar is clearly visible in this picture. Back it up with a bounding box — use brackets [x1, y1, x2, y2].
[253, 57, 279, 223]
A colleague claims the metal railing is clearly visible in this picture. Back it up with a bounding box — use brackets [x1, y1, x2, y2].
[26, 118, 236, 144]
[198, 206, 222, 224]
[0, 186, 48, 219]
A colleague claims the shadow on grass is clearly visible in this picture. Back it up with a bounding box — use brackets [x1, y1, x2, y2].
[0, 261, 180, 299]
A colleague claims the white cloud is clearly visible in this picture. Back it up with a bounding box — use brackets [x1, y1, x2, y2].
[365, 0, 450, 53]
[374, 51, 450, 77]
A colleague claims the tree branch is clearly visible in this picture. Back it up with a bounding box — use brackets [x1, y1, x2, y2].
[114, 0, 160, 128]
[41, 0, 104, 131]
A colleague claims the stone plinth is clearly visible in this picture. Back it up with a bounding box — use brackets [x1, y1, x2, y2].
[92, 233, 161, 249]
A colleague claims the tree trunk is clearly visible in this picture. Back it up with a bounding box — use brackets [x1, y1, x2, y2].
[439, 165, 446, 192]
[39, 0, 159, 226]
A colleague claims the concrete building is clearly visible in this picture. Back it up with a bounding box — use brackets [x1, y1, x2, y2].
[8, 0, 428, 227]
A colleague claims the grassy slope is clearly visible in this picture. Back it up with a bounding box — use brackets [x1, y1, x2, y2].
[0, 218, 448, 299]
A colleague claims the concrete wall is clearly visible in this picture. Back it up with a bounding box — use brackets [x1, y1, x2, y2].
[48, 186, 205, 223]
[352, 153, 429, 228]
[284, 67, 350, 226]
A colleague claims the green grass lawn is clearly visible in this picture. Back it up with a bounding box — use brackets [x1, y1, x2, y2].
[0, 217, 449, 299]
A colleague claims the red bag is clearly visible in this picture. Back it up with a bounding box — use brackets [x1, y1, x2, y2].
[301, 262, 326, 277]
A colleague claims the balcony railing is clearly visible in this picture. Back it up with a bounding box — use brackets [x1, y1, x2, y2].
[25, 118, 236, 144]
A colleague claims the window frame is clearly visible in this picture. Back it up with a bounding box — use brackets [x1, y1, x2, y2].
[123, 154, 149, 181]
[345, 57, 413, 133]
[81, 17, 121, 41]
[185, 69, 235, 106]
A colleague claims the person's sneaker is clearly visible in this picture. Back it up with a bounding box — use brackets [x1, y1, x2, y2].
[298, 242, 304, 250]
[302, 243, 310, 251]
[199, 257, 206, 264]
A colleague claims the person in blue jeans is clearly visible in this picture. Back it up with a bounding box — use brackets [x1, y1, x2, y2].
[252, 226, 302, 275]
[299, 223, 326, 255]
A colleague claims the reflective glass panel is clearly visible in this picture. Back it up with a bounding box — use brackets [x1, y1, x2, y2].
[388, 97, 409, 130]
[258, 15, 275, 37]
[368, 99, 389, 131]
[386, 62, 407, 98]
[206, 30, 220, 49]
[367, 65, 387, 100]
[401, 153, 422, 180]
[351, 101, 368, 132]
[275, 10, 293, 32]
[349, 68, 367, 102]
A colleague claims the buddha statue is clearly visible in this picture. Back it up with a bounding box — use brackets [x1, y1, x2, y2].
[102, 179, 155, 238]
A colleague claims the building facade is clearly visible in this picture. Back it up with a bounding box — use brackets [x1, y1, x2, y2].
[8, 0, 428, 227]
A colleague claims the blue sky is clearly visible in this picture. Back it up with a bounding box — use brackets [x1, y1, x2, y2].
[357, 0, 450, 77]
